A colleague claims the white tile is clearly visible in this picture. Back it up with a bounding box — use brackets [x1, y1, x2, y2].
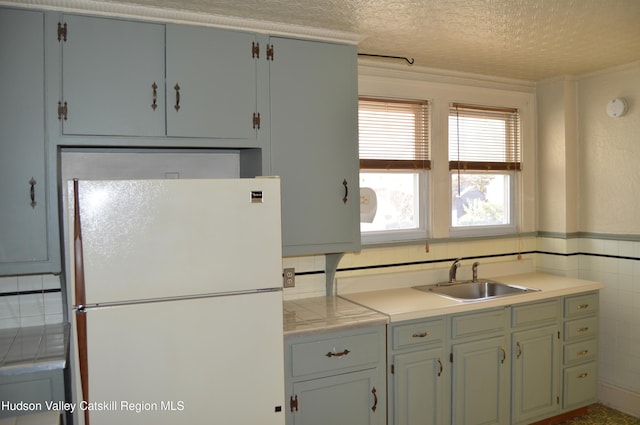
[0, 276, 18, 293]
[17, 275, 43, 292]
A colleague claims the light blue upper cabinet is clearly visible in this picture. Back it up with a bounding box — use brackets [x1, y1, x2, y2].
[58, 15, 259, 140]
[60, 14, 166, 137]
[0, 8, 57, 275]
[269, 37, 360, 256]
[166, 25, 258, 139]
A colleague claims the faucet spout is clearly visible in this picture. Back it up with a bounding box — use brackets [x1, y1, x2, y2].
[449, 258, 461, 283]
[472, 262, 480, 282]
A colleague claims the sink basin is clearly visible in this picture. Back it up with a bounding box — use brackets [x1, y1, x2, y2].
[413, 280, 539, 302]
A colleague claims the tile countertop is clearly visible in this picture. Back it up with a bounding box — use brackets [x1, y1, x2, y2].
[283, 296, 388, 338]
[339, 272, 604, 323]
[0, 323, 69, 376]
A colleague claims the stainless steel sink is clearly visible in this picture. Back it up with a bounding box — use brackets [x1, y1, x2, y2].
[413, 280, 539, 302]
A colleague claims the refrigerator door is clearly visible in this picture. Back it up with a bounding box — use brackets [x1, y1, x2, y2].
[68, 178, 282, 305]
[78, 291, 284, 425]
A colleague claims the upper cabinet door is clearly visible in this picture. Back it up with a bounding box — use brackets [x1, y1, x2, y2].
[270, 38, 360, 255]
[166, 25, 258, 139]
[0, 8, 51, 273]
[61, 14, 165, 137]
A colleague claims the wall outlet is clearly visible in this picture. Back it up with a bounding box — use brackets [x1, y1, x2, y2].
[283, 268, 295, 288]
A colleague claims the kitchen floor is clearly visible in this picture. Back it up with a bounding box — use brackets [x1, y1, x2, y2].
[560, 404, 640, 424]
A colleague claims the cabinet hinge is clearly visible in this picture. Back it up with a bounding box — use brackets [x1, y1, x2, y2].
[390, 364, 394, 374]
[266, 43, 274, 61]
[57, 22, 67, 42]
[252, 41, 260, 59]
[289, 395, 298, 412]
[253, 112, 261, 129]
[57, 101, 68, 120]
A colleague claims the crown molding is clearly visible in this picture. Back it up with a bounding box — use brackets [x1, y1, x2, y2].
[2, 0, 365, 44]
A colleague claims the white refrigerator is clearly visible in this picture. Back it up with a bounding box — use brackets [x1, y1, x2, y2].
[66, 178, 285, 425]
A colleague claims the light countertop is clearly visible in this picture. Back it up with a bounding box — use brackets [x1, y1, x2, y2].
[339, 272, 603, 322]
[283, 296, 388, 338]
[0, 324, 68, 376]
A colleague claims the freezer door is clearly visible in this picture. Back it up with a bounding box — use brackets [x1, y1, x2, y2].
[68, 178, 282, 305]
[73, 291, 284, 425]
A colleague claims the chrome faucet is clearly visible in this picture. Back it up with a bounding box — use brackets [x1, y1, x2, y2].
[472, 262, 480, 283]
[449, 258, 461, 283]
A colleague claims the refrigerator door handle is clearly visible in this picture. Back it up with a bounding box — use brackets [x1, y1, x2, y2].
[73, 178, 91, 425]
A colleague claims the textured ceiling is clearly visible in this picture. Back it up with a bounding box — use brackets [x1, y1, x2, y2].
[59, 0, 640, 81]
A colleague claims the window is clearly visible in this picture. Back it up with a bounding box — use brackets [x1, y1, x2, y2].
[448, 103, 521, 235]
[358, 97, 430, 243]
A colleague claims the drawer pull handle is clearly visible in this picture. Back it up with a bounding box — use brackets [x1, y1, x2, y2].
[501, 346, 506, 364]
[326, 349, 350, 358]
[412, 331, 429, 338]
[290, 395, 298, 412]
[577, 304, 590, 309]
[578, 350, 589, 356]
[578, 372, 589, 379]
[516, 342, 522, 359]
[371, 387, 378, 412]
[437, 358, 443, 377]
[578, 327, 590, 333]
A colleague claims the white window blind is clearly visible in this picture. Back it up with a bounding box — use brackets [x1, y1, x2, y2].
[448, 103, 521, 171]
[359, 97, 430, 170]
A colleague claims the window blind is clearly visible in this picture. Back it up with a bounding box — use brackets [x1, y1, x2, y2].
[359, 97, 430, 170]
[448, 103, 521, 171]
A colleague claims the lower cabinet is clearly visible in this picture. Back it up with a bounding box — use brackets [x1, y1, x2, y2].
[284, 325, 386, 425]
[389, 318, 446, 425]
[386, 292, 599, 425]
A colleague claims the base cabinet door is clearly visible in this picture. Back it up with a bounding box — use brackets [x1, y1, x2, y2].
[393, 348, 446, 425]
[451, 336, 509, 425]
[290, 370, 380, 425]
[512, 325, 561, 424]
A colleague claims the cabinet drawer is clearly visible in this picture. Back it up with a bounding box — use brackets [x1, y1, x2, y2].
[511, 299, 560, 328]
[451, 308, 506, 339]
[563, 361, 598, 409]
[291, 331, 380, 377]
[564, 293, 598, 318]
[392, 318, 444, 350]
[564, 339, 598, 365]
[564, 316, 598, 341]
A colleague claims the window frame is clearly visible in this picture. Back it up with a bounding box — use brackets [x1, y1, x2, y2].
[448, 103, 522, 237]
[358, 97, 431, 245]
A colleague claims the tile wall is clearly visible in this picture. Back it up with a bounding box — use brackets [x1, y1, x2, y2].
[284, 235, 640, 404]
[0, 274, 63, 329]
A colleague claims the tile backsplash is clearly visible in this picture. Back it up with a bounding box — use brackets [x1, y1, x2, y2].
[0, 274, 63, 329]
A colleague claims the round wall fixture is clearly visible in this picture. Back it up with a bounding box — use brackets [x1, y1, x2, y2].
[606, 97, 628, 118]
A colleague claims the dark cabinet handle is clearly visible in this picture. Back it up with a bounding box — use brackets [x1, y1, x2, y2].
[371, 387, 378, 412]
[326, 349, 350, 358]
[501, 346, 506, 364]
[437, 358, 443, 377]
[342, 179, 348, 204]
[29, 178, 37, 209]
[516, 342, 522, 359]
[151, 82, 158, 111]
[174, 83, 181, 111]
